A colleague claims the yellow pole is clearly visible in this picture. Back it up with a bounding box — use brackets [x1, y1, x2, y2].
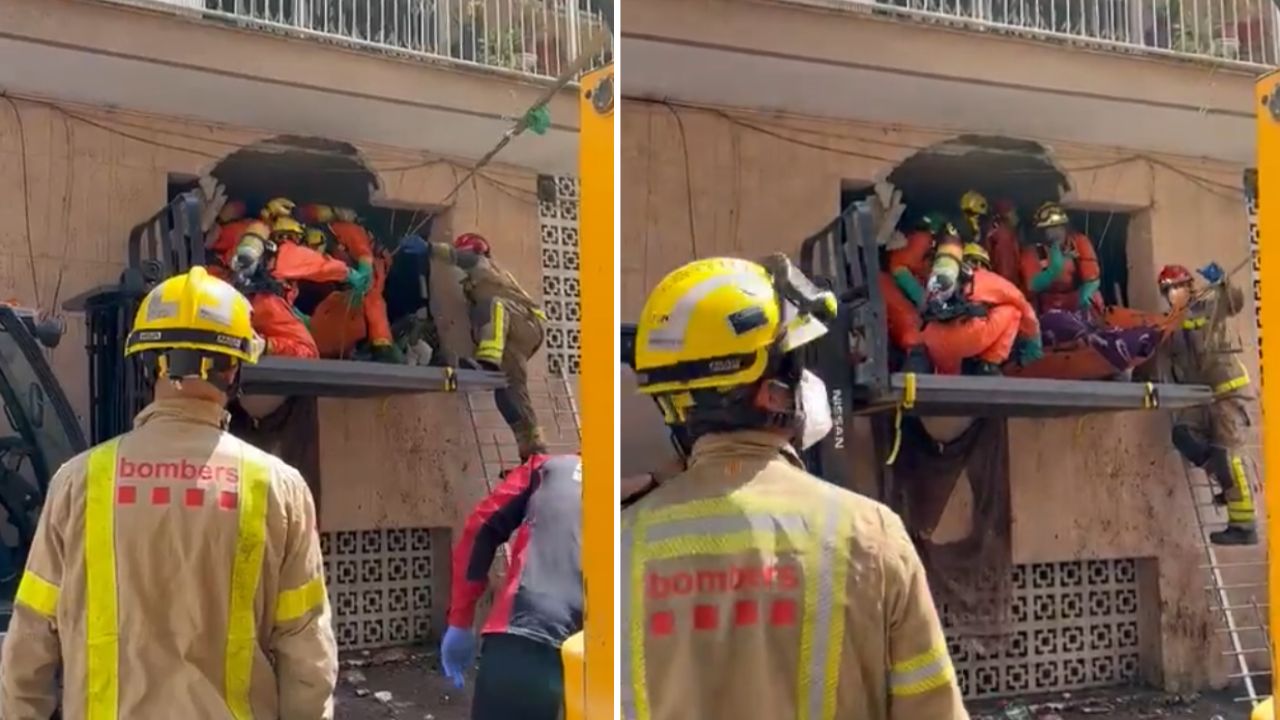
[577, 61, 616, 720]
[1254, 70, 1280, 720]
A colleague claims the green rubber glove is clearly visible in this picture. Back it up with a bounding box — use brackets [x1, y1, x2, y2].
[1015, 335, 1044, 366]
[346, 261, 373, 306]
[1028, 244, 1065, 293]
[290, 306, 311, 329]
[1078, 279, 1101, 310]
[892, 268, 926, 307]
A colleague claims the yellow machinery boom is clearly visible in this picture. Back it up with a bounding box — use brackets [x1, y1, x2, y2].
[562, 58, 616, 720]
[1252, 70, 1279, 720]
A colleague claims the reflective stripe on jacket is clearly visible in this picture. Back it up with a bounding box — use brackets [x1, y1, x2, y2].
[0, 398, 338, 720]
[621, 431, 967, 720]
[1165, 279, 1251, 396]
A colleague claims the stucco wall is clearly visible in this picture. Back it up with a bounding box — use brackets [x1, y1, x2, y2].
[619, 98, 1259, 690]
[0, 95, 566, 535]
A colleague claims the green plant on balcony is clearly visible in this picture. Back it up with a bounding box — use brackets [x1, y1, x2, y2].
[450, 0, 544, 71]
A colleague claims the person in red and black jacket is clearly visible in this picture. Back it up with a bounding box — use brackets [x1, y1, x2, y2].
[440, 453, 583, 720]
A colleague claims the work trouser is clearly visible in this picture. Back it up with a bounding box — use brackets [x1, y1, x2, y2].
[921, 304, 1021, 375]
[363, 256, 392, 346]
[1172, 393, 1257, 529]
[472, 298, 547, 459]
[472, 633, 565, 720]
[251, 293, 319, 359]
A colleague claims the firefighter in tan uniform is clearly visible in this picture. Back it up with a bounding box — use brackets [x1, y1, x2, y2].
[0, 266, 338, 719]
[1159, 262, 1258, 545]
[426, 232, 548, 460]
[623, 255, 968, 720]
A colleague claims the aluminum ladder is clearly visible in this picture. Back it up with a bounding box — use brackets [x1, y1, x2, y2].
[1182, 460, 1269, 705]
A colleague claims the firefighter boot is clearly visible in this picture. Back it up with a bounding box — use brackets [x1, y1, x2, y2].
[903, 345, 933, 374]
[371, 340, 405, 364]
[1210, 525, 1258, 546]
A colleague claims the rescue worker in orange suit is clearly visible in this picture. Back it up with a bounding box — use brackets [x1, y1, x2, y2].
[440, 454, 583, 720]
[424, 233, 548, 460]
[206, 199, 256, 280]
[1022, 202, 1159, 374]
[986, 198, 1023, 285]
[232, 218, 371, 359]
[883, 214, 947, 372]
[920, 233, 1042, 375]
[298, 204, 398, 362]
[0, 267, 338, 719]
[1019, 202, 1102, 315]
[625, 253, 968, 720]
[1160, 262, 1258, 545]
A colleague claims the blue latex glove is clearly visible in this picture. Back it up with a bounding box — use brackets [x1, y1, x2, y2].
[1198, 261, 1225, 285]
[1077, 279, 1100, 310]
[1028, 244, 1065, 293]
[399, 234, 429, 255]
[346, 262, 373, 306]
[1014, 336, 1044, 366]
[440, 626, 475, 689]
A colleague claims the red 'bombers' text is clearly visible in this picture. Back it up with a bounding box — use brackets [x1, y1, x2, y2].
[647, 562, 800, 599]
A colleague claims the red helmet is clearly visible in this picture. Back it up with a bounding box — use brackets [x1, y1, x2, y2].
[1158, 264, 1193, 291]
[455, 232, 491, 256]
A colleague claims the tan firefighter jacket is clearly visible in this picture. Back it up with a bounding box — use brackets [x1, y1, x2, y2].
[0, 397, 338, 720]
[621, 431, 968, 720]
[429, 242, 546, 324]
[1164, 278, 1252, 397]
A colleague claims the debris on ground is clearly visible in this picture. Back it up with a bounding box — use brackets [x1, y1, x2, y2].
[970, 688, 1244, 720]
[374, 691, 394, 704]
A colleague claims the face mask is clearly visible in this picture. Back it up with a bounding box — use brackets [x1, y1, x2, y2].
[797, 370, 833, 450]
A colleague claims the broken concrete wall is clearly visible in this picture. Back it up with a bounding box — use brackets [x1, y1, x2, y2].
[619, 99, 1260, 691]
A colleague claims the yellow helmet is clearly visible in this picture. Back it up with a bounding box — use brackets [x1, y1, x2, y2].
[261, 197, 296, 220]
[271, 216, 305, 239]
[962, 242, 991, 269]
[304, 227, 330, 251]
[1033, 201, 1070, 229]
[634, 256, 835, 397]
[960, 191, 989, 217]
[125, 266, 264, 368]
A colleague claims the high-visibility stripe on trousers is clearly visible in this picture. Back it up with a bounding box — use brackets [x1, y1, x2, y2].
[622, 494, 853, 720]
[84, 440, 273, 720]
[1226, 454, 1256, 525]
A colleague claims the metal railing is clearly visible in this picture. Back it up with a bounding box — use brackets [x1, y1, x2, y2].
[803, 0, 1280, 68]
[114, 0, 610, 79]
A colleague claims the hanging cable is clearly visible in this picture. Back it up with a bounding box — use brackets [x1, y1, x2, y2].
[3, 97, 42, 309]
[402, 28, 611, 239]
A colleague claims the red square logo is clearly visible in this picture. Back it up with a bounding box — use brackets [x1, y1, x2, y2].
[650, 611, 675, 636]
[117, 486, 137, 505]
[734, 600, 759, 626]
[770, 599, 797, 627]
[151, 487, 171, 506]
[184, 488, 205, 508]
[693, 604, 719, 631]
[218, 491, 238, 510]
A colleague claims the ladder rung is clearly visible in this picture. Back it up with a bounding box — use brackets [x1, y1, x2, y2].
[1224, 648, 1271, 655]
[1201, 562, 1268, 569]
[1206, 584, 1266, 590]
[1218, 603, 1270, 611]
[1217, 626, 1268, 633]
[1230, 670, 1273, 678]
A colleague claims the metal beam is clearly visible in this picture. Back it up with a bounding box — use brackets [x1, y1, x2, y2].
[878, 373, 1213, 417]
[241, 357, 504, 397]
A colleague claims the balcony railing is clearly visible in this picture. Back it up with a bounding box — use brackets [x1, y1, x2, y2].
[804, 0, 1279, 68]
[108, 0, 610, 79]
